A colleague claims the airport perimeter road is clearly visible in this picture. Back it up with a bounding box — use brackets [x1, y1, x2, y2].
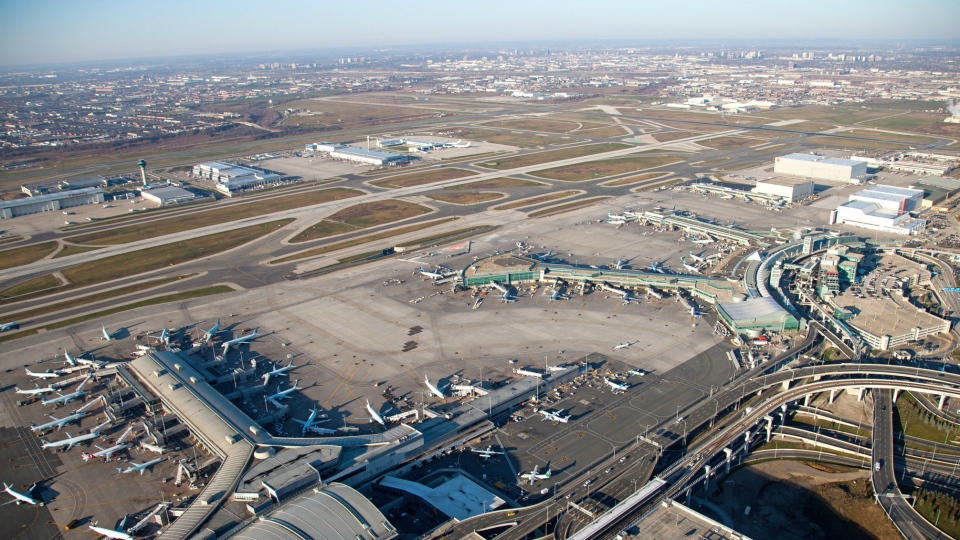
[874, 389, 949, 540]
[0, 129, 747, 285]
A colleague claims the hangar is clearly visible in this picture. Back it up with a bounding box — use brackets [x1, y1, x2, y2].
[0, 187, 105, 219]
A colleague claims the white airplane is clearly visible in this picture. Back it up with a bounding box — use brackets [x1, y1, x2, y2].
[25, 368, 61, 380]
[140, 441, 166, 455]
[605, 378, 630, 392]
[501, 290, 517, 303]
[1, 482, 41, 506]
[117, 457, 165, 475]
[619, 291, 638, 305]
[15, 383, 58, 396]
[613, 342, 633, 350]
[423, 376, 448, 400]
[221, 328, 259, 354]
[689, 306, 702, 318]
[613, 258, 627, 270]
[516, 242, 528, 251]
[471, 445, 504, 460]
[691, 235, 714, 245]
[0, 322, 19, 332]
[101, 326, 113, 341]
[262, 360, 295, 385]
[649, 261, 666, 274]
[201, 319, 221, 343]
[418, 267, 445, 280]
[82, 426, 134, 462]
[531, 249, 553, 262]
[63, 350, 102, 368]
[520, 465, 551, 485]
[628, 369, 646, 377]
[720, 193, 735, 200]
[365, 399, 386, 426]
[538, 409, 569, 423]
[688, 250, 705, 263]
[266, 380, 299, 406]
[549, 288, 569, 301]
[447, 139, 471, 148]
[41, 378, 89, 407]
[31, 410, 87, 432]
[147, 328, 169, 346]
[681, 258, 701, 274]
[40, 419, 110, 451]
[608, 212, 628, 221]
[607, 217, 627, 225]
[293, 408, 330, 435]
[89, 521, 133, 540]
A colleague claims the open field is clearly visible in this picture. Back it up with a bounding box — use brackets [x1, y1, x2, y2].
[62, 220, 292, 287]
[805, 136, 908, 151]
[67, 188, 362, 246]
[443, 177, 545, 190]
[0, 285, 238, 344]
[894, 391, 957, 443]
[1, 275, 188, 318]
[493, 190, 581, 210]
[858, 112, 958, 132]
[601, 171, 669, 187]
[697, 135, 763, 150]
[483, 117, 603, 133]
[0, 274, 60, 300]
[436, 126, 569, 148]
[528, 196, 610, 217]
[62, 201, 218, 231]
[369, 167, 474, 189]
[651, 130, 700, 142]
[479, 142, 631, 170]
[532, 155, 682, 181]
[575, 125, 631, 138]
[910, 489, 960, 540]
[839, 128, 940, 144]
[271, 218, 459, 264]
[53, 244, 103, 258]
[291, 200, 431, 243]
[280, 98, 444, 129]
[0, 241, 58, 270]
[426, 192, 505, 205]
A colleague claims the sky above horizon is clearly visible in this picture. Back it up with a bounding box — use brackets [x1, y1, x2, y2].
[2, 0, 958, 66]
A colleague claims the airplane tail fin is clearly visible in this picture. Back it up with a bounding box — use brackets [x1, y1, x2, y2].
[117, 468, 124, 474]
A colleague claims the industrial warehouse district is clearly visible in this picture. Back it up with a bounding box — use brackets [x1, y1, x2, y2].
[3, 44, 960, 540]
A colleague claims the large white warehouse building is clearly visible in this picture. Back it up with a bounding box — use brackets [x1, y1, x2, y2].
[831, 185, 926, 235]
[774, 153, 868, 183]
[751, 177, 815, 202]
[0, 187, 105, 219]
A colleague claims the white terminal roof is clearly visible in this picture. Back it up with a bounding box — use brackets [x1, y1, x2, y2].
[840, 200, 900, 219]
[230, 482, 397, 540]
[780, 153, 863, 167]
[719, 296, 792, 323]
[855, 185, 922, 198]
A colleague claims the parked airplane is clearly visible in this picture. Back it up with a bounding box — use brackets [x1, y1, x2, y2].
[538, 409, 569, 423]
[604, 378, 630, 392]
[117, 457, 165, 475]
[681, 258, 702, 274]
[423, 376, 448, 400]
[63, 350, 102, 369]
[1, 482, 41, 506]
[531, 249, 553, 262]
[25, 368, 61, 380]
[446, 139, 471, 148]
[266, 380, 299, 407]
[261, 360, 295, 385]
[82, 426, 134, 462]
[520, 465, 551, 485]
[364, 399, 386, 426]
[471, 445, 504, 460]
[41, 378, 89, 407]
[688, 250, 705, 263]
[418, 267, 445, 280]
[549, 288, 569, 301]
[88, 522, 133, 540]
[101, 326, 113, 341]
[608, 212, 628, 221]
[40, 419, 110, 451]
[613, 258, 629, 270]
[201, 319, 221, 343]
[0, 322, 20, 332]
[619, 291, 638, 305]
[689, 306, 702, 318]
[613, 342, 633, 350]
[628, 369, 646, 377]
[221, 328, 259, 354]
[516, 242, 528, 251]
[31, 411, 87, 432]
[606, 217, 627, 225]
[649, 261, 666, 274]
[293, 408, 330, 435]
[691, 235, 714, 245]
[15, 383, 58, 396]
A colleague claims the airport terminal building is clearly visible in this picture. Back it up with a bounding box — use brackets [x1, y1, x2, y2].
[193, 161, 281, 196]
[0, 187, 105, 219]
[774, 153, 868, 183]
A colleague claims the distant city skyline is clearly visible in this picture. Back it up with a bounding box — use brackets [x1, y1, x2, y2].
[1, 0, 958, 67]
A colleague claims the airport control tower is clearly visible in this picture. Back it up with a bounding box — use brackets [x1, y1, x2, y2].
[137, 159, 148, 185]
